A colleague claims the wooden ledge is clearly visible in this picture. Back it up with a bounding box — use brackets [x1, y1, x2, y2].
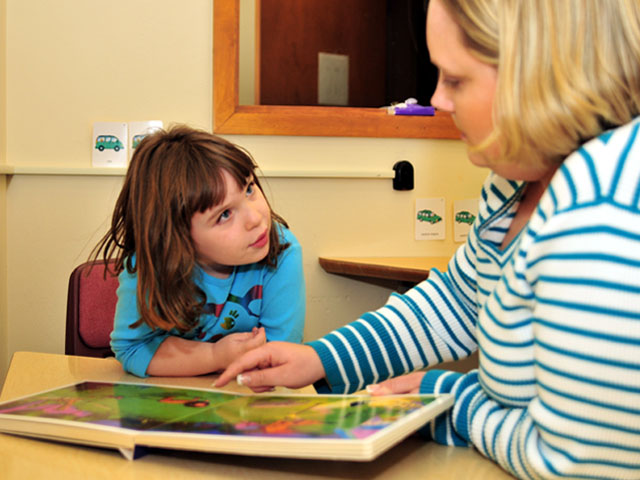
[318, 256, 450, 284]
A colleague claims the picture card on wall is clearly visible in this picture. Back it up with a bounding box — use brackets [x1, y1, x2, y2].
[92, 122, 128, 168]
[415, 197, 445, 240]
[128, 121, 163, 159]
[453, 198, 479, 242]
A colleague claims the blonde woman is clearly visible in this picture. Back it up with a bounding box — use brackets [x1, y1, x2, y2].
[218, 1, 640, 478]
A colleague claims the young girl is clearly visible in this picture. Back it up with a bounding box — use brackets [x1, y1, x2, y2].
[217, 1, 640, 478]
[92, 125, 305, 378]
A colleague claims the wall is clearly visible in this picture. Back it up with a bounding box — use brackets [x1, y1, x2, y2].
[1, 0, 487, 383]
[0, 0, 8, 381]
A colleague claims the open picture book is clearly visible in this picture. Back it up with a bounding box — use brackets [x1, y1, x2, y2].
[0, 380, 453, 461]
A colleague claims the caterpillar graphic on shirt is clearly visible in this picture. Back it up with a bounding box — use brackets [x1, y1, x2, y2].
[195, 285, 264, 341]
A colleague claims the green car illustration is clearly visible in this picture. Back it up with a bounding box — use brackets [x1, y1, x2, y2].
[417, 209, 442, 224]
[455, 210, 476, 225]
[132, 134, 147, 149]
[95, 135, 124, 152]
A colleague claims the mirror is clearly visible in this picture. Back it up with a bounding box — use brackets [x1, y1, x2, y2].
[213, 0, 460, 139]
[243, 0, 439, 109]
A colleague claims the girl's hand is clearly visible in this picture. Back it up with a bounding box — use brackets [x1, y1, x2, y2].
[215, 342, 325, 393]
[146, 328, 266, 377]
[213, 327, 266, 370]
[365, 371, 426, 395]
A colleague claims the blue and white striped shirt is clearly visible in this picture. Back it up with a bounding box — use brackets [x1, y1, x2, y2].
[309, 118, 640, 479]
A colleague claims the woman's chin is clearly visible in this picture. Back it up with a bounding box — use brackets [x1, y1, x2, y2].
[467, 151, 491, 168]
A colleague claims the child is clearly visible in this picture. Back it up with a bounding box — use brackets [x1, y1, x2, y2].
[217, 1, 640, 478]
[91, 125, 305, 378]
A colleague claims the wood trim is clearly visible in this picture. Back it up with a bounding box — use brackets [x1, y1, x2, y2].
[213, 0, 461, 139]
[213, 0, 240, 128]
[253, 0, 261, 104]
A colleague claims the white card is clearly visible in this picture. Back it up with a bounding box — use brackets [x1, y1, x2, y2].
[128, 121, 163, 159]
[92, 122, 128, 168]
[453, 198, 479, 242]
[415, 198, 445, 240]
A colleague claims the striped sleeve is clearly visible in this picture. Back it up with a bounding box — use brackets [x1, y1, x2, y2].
[308, 238, 480, 394]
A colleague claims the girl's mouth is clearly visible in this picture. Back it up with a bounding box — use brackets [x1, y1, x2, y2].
[250, 230, 269, 248]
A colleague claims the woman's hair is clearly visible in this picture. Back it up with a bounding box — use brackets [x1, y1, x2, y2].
[90, 125, 289, 332]
[442, 0, 640, 165]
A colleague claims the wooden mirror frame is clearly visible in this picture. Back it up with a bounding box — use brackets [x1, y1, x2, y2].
[213, 0, 460, 139]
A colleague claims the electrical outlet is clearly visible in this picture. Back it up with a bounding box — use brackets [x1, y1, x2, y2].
[318, 52, 349, 106]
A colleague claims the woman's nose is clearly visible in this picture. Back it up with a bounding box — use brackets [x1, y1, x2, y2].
[430, 81, 454, 113]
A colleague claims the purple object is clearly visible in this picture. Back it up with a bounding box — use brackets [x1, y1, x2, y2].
[393, 104, 435, 116]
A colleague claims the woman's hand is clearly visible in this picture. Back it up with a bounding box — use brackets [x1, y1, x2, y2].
[215, 342, 325, 393]
[366, 371, 426, 395]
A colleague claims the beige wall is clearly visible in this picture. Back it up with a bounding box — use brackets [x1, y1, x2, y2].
[1, 0, 8, 381]
[0, 0, 487, 383]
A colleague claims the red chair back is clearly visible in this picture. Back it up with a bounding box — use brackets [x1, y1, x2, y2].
[65, 260, 118, 358]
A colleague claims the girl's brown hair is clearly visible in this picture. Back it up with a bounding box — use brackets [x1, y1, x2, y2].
[90, 125, 289, 332]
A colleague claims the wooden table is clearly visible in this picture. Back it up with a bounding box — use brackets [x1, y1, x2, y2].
[319, 256, 450, 284]
[0, 352, 512, 479]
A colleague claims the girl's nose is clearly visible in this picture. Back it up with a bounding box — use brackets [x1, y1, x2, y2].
[245, 204, 263, 229]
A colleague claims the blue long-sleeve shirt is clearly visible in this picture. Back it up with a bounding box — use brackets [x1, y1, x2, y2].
[111, 227, 305, 377]
[309, 118, 640, 479]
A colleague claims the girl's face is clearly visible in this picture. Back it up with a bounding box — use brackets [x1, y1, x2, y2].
[190, 170, 271, 278]
[427, 0, 499, 168]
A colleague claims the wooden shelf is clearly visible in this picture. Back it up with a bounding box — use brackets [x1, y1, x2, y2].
[0, 165, 127, 176]
[0, 165, 394, 179]
[318, 256, 450, 284]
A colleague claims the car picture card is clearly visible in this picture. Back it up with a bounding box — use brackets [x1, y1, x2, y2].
[128, 121, 163, 161]
[453, 198, 479, 242]
[92, 122, 128, 168]
[415, 197, 445, 240]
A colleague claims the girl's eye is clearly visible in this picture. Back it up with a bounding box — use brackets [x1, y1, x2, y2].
[217, 210, 231, 224]
[246, 182, 255, 196]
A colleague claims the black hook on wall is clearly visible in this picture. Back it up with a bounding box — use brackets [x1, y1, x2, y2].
[393, 161, 414, 190]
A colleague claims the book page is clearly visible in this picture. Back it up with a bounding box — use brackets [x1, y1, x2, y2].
[0, 381, 453, 461]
